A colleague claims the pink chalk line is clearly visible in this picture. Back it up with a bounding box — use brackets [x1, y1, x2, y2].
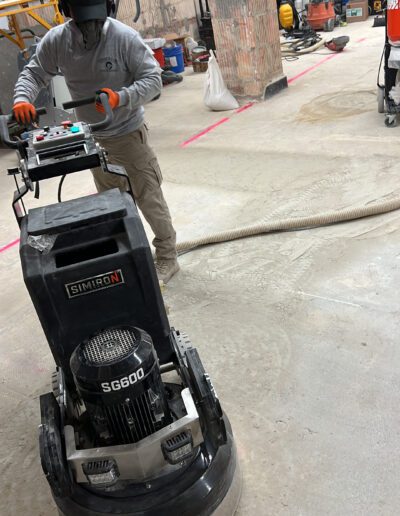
[0, 238, 20, 254]
[287, 54, 339, 84]
[180, 102, 255, 147]
[180, 117, 230, 147]
[235, 102, 255, 114]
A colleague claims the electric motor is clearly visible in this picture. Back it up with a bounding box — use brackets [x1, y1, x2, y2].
[70, 326, 171, 445]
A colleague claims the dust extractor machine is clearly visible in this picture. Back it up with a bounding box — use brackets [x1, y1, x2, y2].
[377, 1, 400, 126]
[0, 94, 240, 515]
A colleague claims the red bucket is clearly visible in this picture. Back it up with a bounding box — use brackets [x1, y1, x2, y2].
[153, 47, 165, 68]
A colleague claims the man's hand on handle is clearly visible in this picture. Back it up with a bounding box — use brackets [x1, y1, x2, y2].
[13, 102, 37, 125]
[95, 88, 120, 113]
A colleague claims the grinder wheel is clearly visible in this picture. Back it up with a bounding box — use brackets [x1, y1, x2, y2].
[54, 417, 239, 516]
[39, 393, 72, 499]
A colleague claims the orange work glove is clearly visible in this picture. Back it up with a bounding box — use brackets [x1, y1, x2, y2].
[13, 102, 37, 125]
[95, 88, 120, 113]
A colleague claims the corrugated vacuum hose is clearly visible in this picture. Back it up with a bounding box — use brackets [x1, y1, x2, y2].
[281, 36, 325, 55]
[177, 196, 400, 253]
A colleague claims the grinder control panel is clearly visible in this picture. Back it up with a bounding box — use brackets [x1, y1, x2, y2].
[25, 120, 101, 182]
[31, 121, 86, 150]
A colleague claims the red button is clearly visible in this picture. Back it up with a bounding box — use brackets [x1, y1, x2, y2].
[36, 135, 44, 141]
[61, 120, 72, 129]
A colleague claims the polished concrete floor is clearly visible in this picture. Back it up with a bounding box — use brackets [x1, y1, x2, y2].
[1, 18, 399, 516]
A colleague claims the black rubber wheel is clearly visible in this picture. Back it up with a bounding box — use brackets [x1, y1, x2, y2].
[324, 18, 335, 32]
[385, 116, 397, 127]
[54, 415, 239, 516]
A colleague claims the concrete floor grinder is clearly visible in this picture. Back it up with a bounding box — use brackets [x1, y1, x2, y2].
[0, 94, 240, 515]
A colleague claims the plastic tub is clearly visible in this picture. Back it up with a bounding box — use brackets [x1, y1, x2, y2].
[163, 44, 184, 73]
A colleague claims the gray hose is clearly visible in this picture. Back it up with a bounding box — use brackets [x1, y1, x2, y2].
[281, 38, 325, 55]
[176, 196, 400, 253]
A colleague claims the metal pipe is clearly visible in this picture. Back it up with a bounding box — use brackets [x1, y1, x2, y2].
[0, 107, 46, 149]
[133, 0, 141, 22]
[160, 363, 176, 374]
[63, 94, 114, 132]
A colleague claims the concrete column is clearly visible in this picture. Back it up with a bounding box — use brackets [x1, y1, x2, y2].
[208, 0, 287, 98]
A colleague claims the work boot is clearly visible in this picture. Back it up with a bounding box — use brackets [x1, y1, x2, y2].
[155, 259, 180, 284]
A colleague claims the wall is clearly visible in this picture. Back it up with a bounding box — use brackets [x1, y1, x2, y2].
[15, 0, 199, 38]
[118, 0, 199, 37]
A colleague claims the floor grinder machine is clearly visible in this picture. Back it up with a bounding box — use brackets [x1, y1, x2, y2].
[0, 94, 241, 515]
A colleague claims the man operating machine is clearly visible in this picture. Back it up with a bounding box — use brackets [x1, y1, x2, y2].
[12, 0, 179, 284]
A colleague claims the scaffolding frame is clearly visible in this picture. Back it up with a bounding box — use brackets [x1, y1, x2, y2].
[0, 0, 63, 50]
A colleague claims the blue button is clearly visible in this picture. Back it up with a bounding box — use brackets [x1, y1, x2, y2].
[71, 126, 80, 133]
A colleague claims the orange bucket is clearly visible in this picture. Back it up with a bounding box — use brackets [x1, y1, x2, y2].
[307, 1, 336, 31]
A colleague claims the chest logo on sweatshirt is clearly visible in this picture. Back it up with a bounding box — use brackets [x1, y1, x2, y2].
[98, 57, 127, 73]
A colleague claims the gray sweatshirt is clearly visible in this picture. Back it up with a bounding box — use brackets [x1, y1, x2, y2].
[14, 18, 162, 137]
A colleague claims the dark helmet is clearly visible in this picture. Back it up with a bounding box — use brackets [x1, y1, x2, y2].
[59, 0, 114, 22]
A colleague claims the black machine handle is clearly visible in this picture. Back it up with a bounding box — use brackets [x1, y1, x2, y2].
[62, 92, 113, 132]
[63, 96, 95, 109]
[0, 116, 18, 149]
[199, 0, 210, 18]
[0, 107, 47, 149]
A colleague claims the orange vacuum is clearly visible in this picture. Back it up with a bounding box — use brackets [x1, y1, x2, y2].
[307, 0, 336, 32]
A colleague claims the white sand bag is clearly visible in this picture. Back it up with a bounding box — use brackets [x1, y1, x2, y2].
[204, 50, 239, 111]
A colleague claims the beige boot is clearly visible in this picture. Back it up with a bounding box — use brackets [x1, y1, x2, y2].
[155, 259, 180, 284]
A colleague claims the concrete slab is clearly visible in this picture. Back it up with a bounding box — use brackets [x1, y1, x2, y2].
[0, 18, 399, 516]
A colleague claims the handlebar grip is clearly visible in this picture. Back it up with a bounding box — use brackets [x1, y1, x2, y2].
[89, 92, 113, 132]
[7, 106, 47, 123]
[0, 117, 18, 148]
[63, 96, 96, 110]
[60, 94, 114, 131]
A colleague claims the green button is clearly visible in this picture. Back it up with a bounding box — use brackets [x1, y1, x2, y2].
[71, 126, 80, 133]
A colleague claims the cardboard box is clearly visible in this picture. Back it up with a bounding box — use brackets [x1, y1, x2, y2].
[346, 0, 368, 22]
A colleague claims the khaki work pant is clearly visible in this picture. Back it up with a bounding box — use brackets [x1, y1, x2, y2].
[92, 125, 177, 261]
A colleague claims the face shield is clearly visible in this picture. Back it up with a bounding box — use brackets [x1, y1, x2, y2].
[67, 0, 108, 23]
[66, 0, 108, 49]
